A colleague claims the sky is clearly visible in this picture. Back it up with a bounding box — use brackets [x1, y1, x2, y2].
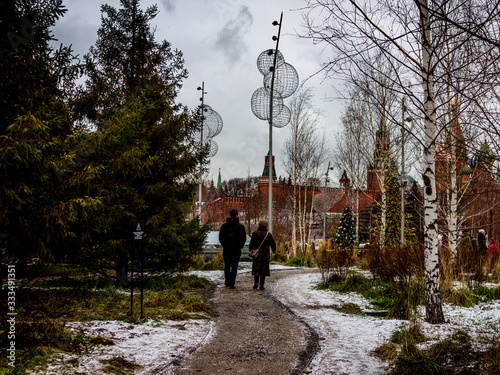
[50, 0, 343, 183]
[44, 266, 500, 374]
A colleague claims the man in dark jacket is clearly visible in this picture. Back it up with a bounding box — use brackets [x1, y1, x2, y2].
[219, 209, 247, 289]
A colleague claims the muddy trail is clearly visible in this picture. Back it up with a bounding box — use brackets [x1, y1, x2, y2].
[170, 269, 318, 375]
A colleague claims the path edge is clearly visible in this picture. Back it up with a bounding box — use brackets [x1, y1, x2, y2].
[269, 285, 319, 374]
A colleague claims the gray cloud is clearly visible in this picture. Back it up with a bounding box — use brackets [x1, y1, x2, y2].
[160, 0, 176, 14]
[214, 6, 253, 63]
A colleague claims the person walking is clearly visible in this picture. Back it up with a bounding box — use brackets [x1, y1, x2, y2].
[478, 229, 487, 252]
[249, 219, 276, 290]
[219, 209, 247, 289]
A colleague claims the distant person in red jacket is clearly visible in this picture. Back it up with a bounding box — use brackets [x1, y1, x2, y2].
[487, 238, 499, 257]
[487, 237, 499, 274]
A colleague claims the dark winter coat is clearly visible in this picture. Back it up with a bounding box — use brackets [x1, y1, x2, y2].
[249, 226, 276, 276]
[219, 217, 247, 259]
[478, 232, 487, 252]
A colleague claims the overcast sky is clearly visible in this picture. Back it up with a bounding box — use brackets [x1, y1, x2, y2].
[51, 0, 343, 182]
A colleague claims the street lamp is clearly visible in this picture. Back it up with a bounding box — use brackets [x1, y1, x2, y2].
[197, 83, 207, 219]
[323, 161, 334, 242]
[251, 13, 298, 233]
[194, 84, 223, 222]
[267, 12, 283, 234]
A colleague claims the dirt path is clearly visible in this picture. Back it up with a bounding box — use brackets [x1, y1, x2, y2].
[171, 269, 318, 375]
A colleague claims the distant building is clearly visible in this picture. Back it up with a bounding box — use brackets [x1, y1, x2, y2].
[435, 102, 500, 239]
[197, 118, 427, 243]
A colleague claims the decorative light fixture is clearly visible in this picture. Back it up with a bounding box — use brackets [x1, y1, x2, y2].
[196, 82, 223, 219]
[250, 12, 299, 232]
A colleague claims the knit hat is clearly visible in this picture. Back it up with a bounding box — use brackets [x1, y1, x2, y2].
[259, 219, 268, 228]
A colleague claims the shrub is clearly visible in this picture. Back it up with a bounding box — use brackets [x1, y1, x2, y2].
[313, 244, 354, 286]
[455, 231, 488, 287]
[201, 251, 224, 270]
[286, 251, 315, 268]
[389, 281, 424, 320]
[365, 244, 424, 283]
[442, 287, 475, 307]
[271, 242, 288, 263]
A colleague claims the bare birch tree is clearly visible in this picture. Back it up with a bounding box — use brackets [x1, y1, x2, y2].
[334, 95, 369, 243]
[334, 56, 404, 247]
[283, 87, 329, 255]
[300, 0, 500, 323]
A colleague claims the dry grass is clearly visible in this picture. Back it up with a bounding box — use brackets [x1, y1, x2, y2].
[375, 327, 500, 375]
[372, 342, 400, 361]
[101, 356, 141, 374]
[90, 336, 116, 346]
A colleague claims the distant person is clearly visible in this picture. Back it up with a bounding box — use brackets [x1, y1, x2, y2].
[487, 237, 499, 258]
[478, 229, 487, 252]
[249, 219, 276, 290]
[219, 209, 247, 289]
[487, 237, 499, 274]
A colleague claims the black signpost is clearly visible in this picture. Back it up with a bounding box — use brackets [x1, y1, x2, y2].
[131, 221, 144, 319]
[132, 221, 145, 242]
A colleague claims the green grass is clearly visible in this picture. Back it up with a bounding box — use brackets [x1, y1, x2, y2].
[472, 284, 500, 302]
[318, 274, 426, 319]
[333, 302, 364, 315]
[33, 275, 111, 289]
[285, 256, 314, 267]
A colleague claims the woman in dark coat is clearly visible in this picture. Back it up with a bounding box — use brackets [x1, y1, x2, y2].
[249, 219, 276, 290]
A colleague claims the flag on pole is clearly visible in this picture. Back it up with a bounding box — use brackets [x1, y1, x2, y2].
[217, 168, 222, 189]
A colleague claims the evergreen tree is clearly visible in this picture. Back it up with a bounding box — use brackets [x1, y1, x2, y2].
[371, 171, 417, 246]
[70, 0, 208, 274]
[336, 207, 356, 248]
[75, 0, 188, 128]
[0, 0, 81, 273]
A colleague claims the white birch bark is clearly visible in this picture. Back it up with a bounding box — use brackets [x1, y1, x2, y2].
[448, 123, 459, 255]
[418, 0, 444, 324]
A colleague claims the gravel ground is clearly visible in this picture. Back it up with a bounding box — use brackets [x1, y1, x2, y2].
[172, 269, 318, 375]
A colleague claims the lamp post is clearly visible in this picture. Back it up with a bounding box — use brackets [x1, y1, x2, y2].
[267, 12, 283, 234]
[252, 13, 297, 232]
[323, 161, 333, 242]
[197, 82, 207, 219]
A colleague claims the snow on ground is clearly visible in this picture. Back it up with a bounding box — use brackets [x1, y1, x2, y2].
[272, 271, 404, 375]
[272, 270, 500, 375]
[40, 266, 500, 375]
[42, 319, 216, 375]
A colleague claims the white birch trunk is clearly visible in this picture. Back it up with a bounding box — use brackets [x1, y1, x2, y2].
[419, 0, 445, 324]
[380, 173, 387, 248]
[448, 139, 459, 255]
[355, 188, 360, 244]
[307, 187, 315, 251]
[292, 188, 297, 258]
